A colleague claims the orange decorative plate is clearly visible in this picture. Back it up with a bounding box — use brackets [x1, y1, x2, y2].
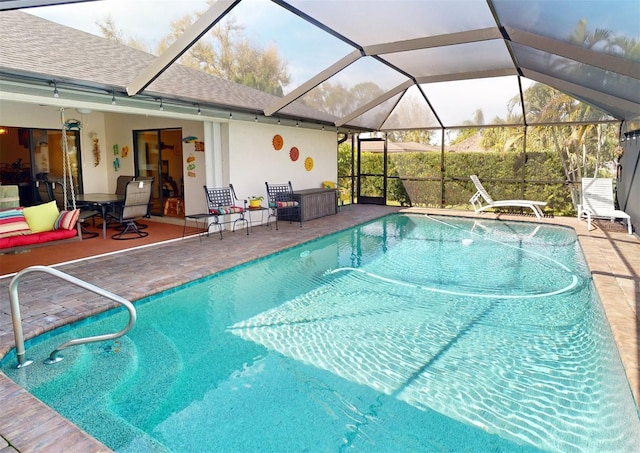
[272, 134, 283, 150]
[290, 146, 299, 161]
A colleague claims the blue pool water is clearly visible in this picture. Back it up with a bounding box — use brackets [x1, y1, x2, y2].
[3, 214, 639, 452]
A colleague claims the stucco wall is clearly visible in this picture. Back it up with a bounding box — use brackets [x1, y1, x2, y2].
[103, 113, 205, 215]
[227, 121, 338, 202]
[0, 101, 108, 193]
[2, 99, 338, 218]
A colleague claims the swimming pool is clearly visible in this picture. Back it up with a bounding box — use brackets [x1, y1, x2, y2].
[2, 214, 639, 452]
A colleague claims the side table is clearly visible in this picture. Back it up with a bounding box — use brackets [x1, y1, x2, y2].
[246, 206, 268, 232]
[183, 213, 210, 240]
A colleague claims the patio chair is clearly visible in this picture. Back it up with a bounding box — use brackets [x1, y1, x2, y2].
[469, 175, 546, 219]
[116, 175, 135, 196]
[579, 177, 632, 234]
[98, 175, 135, 230]
[110, 180, 153, 240]
[203, 184, 248, 239]
[44, 179, 99, 238]
[265, 181, 301, 230]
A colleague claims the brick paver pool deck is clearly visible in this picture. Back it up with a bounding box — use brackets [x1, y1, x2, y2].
[1, 205, 638, 452]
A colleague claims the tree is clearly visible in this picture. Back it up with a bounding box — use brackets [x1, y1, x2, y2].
[159, 13, 290, 96]
[98, 4, 290, 96]
[96, 15, 151, 52]
[302, 81, 385, 120]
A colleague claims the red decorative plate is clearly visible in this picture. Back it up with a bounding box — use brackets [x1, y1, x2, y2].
[290, 146, 299, 161]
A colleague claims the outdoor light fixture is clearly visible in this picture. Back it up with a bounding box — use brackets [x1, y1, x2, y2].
[159, 99, 164, 111]
[229, 112, 233, 119]
[277, 119, 281, 125]
[111, 92, 116, 105]
[296, 121, 299, 127]
[53, 82, 59, 98]
[255, 115, 258, 122]
[197, 104, 201, 115]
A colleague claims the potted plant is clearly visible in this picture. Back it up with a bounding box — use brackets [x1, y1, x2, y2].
[248, 195, 263, 208]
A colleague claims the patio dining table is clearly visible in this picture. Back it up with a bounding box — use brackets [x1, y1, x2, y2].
[77, 193, 124, 239]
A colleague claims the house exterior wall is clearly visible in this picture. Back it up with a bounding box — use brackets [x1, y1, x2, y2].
[0, 100, 108, 194]
[102, 113, 206, 216]
[227, 120, 337, 203]
[1, 99, 338, 219]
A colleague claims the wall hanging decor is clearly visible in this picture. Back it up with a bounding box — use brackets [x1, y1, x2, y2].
[88, 132, 100, 167]
[289, 146, 299, 161]
[272, 134, 283, 151]
[186, 153, 196, 177]
[304, 156, 314, 171]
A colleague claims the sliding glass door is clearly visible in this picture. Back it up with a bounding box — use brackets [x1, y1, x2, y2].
[133, 128, 183, 216]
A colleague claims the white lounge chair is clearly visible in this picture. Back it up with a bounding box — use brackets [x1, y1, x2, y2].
[579, 177, 632, 234]
[469, 175, 547, 219]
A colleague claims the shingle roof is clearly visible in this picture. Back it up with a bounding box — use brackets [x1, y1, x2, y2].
[0, 11, 338, 124]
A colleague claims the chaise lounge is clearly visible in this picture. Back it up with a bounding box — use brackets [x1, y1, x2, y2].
[469, 175, 547, 219]
[579, 177, 632, 234]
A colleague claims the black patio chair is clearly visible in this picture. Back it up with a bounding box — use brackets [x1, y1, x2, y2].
[202, 184, 248, 239]
[265, 181, 301, 230]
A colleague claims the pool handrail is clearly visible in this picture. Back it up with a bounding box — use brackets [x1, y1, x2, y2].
[8, 265, 137, 367]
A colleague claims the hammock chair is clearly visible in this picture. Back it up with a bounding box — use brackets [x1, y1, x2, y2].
[58, 109, 99, 238]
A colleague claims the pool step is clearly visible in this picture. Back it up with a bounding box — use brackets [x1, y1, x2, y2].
[110, 325, 184, 430]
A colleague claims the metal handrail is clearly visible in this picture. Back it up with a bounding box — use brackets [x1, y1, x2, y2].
[8, 265, 137, 367]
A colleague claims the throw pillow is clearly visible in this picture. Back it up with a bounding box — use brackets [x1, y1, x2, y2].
[0, 207, 31, 238]
[22, 200, 59, 233]
[54, 209, 80, 230]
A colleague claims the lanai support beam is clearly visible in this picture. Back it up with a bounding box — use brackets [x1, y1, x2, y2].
[126, 0, 240, 96]
[336, 79, 414, 127]
[264, 50, 362, 117]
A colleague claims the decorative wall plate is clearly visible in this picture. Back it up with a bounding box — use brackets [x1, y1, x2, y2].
[304, 156, 314, 171]
[290, 146, 299, 161]
[272, 134, 283, 150]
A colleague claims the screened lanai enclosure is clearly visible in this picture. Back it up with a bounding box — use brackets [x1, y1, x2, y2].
[1, 0, 639, 221]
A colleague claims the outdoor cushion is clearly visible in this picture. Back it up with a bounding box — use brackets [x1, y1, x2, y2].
[209, 206, 244, 215]
[0, 228, 77, 249]
[269, 201, 299, 208]
[23, 200, 59, 233]
[54, 209, 80, 230]
[0, 207, 31, 238]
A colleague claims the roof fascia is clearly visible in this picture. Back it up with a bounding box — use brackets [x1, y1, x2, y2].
[524, 69, 639, 120]
[126, 0, 240, 96]
[0, 0, 96, 11]
[363, 28, 502, 56]
[336, 79, 413, 127]
[507, 26, 640, 80]
[264, 49, 362, 116]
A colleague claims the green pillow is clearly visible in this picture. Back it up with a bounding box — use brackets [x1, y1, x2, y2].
[23, 200, 60, 233]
